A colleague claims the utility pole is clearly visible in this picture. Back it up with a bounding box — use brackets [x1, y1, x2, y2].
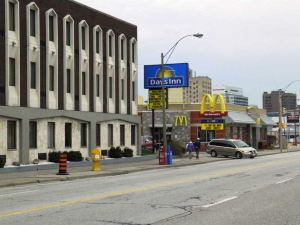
[161, 53, 167, 154]
[278, 89, 283, 152]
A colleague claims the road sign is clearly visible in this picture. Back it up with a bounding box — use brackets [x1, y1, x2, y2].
[148, 89, 166, 110]
[201, 123, 224, 131]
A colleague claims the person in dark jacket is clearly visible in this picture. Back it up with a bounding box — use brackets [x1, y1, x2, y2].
[194, 138, 201, 159]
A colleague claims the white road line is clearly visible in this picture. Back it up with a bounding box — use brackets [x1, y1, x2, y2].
[276, 178, 294, 184]
[202, 196, 238, 208]
[0, 190, 39, 198]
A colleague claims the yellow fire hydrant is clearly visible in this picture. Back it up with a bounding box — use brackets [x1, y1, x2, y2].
[91, 149, 101, 171]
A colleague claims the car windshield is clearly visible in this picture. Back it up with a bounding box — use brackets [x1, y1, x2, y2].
[233, 140, 249, 148]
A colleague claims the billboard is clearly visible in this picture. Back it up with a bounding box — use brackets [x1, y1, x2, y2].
[287, 114, 299, 123]
[144, 63, 189, 89]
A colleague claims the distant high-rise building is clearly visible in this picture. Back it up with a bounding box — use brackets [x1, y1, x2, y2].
[263, 91, 297, 114]
[168, 70, 212, 104]
[212, 86, 248, 106]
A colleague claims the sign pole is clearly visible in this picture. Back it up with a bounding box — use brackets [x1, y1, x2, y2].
[161, 53, 167, 155]
[152, 109, 155, 153]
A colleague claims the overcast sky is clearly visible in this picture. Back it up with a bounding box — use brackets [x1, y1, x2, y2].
[80, 0, 300, 106]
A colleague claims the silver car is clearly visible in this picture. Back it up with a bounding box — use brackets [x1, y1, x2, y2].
[207, 139, 257, 159]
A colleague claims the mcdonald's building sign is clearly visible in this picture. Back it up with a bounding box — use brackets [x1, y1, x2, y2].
[174, 115, 188, 127]
[200, 94, 228, 117]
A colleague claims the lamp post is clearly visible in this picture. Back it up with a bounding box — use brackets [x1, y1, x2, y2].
[160, 33, 203, 155]
[278, 80, 300, 152]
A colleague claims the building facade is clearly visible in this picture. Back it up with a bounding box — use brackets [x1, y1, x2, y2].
[263, 91, 297, 115]
[139, 103, 275, 150]
[183, 74, 211, 103]
[0, 0, 140, 165]
[212, 86, 248, 106]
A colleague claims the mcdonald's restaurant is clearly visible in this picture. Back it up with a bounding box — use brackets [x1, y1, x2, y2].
[139, 96, 276, 150]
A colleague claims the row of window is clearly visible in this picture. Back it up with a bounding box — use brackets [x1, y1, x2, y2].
[8, 57, 136, 101]
[7, 121, 136, 150]
[8, 1, 136, 63]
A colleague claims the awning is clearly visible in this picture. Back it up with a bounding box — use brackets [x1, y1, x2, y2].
[260, 115, 276, 126]
[226, 111, 256, 124]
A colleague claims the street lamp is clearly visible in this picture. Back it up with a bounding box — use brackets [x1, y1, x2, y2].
[160, 33, 203, 155]
[278, 80, 300, 152]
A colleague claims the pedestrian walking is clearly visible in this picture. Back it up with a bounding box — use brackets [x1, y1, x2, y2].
[194, 138, 201, 159]
[186, 141, 194, 159]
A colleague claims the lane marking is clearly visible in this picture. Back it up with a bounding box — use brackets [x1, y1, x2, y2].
[0, 190, 39, 198]
[202, 196, 238, 208]
[276, 178, 294, 184]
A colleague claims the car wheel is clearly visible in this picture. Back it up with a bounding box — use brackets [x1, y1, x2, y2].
[211, 150, 217, 158]
[235, 152, 243, 159]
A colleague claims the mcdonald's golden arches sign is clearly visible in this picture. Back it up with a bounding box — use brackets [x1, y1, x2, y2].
[200, 94, 227, 117]
[174, 115, 188, 127]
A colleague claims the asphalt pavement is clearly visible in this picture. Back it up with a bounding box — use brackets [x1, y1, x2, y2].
[1, 150, 300, 224]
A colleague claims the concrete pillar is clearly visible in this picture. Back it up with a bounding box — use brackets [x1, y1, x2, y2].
[89, 121, 96, 155]
[137, 123, 141, 156]
[256, 127, 261, 149]
[20, 118, 30, 164]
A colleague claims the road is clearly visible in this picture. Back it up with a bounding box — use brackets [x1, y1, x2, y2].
[0, 152, 300, 225]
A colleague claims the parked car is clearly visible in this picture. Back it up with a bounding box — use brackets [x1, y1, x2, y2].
[207, 139, 257, 159]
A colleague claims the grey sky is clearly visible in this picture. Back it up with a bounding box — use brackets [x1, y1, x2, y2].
[80, 0, 300, 106]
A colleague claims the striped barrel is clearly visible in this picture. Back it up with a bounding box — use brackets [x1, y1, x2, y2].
[56, 153, 69, 175]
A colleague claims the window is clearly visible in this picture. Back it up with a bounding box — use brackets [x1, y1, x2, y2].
[30, 62, 36, 89]
[65, 123, 72, 148]
[121, 79, 124, 100]
[30, 9, 36, 37]
[120, 125, 125, 146]
[9, 2, 15, 31]
[81, 123, 87, 147]
[49, 65, 54, 91]
[9, 58, 16, 86]
[96, 31, 100, 54]
[48, 122, 55, 148]
[29, 121, 37, 148]
[108, 124, 113, 146]
[82, 72, 86, 95]
[67, 69, 71, 93]
[132, 81, 135, 101]
[109, 77, 112, 98]
[121, 38, 124, 60]
[49, 15, 54, 42]
[109, 35, 112, 57]
[96, 124, 101, 146]
[81, 26, 85, 50]
[132, 42, 135, 63]
[66, 21, 71, 46]
[131, 125, 136, 145]
[7, 120, 16, 149]
[96, 74, 100, 97]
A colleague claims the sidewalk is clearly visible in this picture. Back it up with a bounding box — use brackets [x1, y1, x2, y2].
[0, 148, 299, 188]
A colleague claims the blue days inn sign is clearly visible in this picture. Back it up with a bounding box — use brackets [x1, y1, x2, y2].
[144, 63, 189, 89]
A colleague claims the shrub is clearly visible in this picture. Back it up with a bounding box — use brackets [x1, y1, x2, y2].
[48, 151, 60, 163]
[123, 147, 133, 157]
[109, 146, 122, 158]
[169, 140, 186, 157]
[0, 155, 6, 168]
[63, 151, 83, 162]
